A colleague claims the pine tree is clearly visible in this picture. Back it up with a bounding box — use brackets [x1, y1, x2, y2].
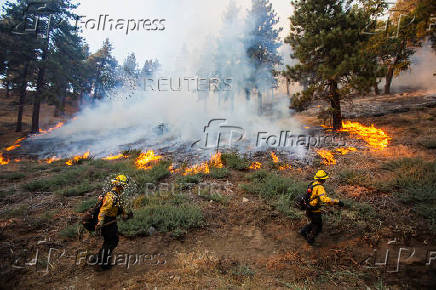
[285, 0, 374, 129]
[88, 38, 118, 100]
[245, 0, 282, 113]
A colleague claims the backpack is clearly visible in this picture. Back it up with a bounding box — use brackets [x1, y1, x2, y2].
[294, 181, 322, 211]
[81, 191, 119, 231]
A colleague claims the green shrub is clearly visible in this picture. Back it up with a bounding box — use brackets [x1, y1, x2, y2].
[23, 180, 52, 192]
[133, 160, 171, 188]
[198, 189, 229, 204]
[380, 158, 436, 229]
[0, 172, 26, 181]
[241, 172, 305, 200]
[23, 166, 90, 192]
[28, 211, 55, 229]
[176, 174, 202, 190]
[221, 152, 250, 170]
[209, 167, 230, 179]
[231, 264, 255, 278]
[75, 197, 98, 213]
[118, 205, 204, 237]
[337, 168, 362, 185]
[56, 182, 101, 197]
[1, 205, 27, 218]
[276, 194, 303, 219]
[59, 223, 80, 239]
[0, 188, 16, 199]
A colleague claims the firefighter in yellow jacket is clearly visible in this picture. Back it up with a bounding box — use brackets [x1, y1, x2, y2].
[95, 174, 133, 269]
[300, 170, 344, 245]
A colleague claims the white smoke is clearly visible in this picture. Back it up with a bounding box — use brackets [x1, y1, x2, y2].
[27, 0, 305, 161]
[391, 42, 436, 92]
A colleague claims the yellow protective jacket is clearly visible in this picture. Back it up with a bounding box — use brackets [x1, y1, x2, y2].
[97, 189, 123, 225]
[308, 181, 339, 213]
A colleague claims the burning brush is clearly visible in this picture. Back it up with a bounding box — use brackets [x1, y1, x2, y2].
[66, 151, 91, 166]
[182, 152, 223, 176]
[270, 152, 292, 170]
[135, 150, 162, 170]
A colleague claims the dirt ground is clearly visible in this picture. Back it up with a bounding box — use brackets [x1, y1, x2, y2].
[1, 91, 436, 289]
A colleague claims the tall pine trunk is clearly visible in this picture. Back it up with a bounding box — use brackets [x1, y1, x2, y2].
[374, 80, 380, 95]
[31, 44, 48, 133]
[285, 77, 290, 97]
[384, 65, 394, 95]
[16, 63, 29, 132]
[328, 80, 342, 130]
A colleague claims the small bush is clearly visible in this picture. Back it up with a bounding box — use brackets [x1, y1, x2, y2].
[231, 264, 255, 278]
[241, 172, 305, 200]
[209, 167, 230, 179]
[337, 168, 362, 185]
[0, 172, 26, 181]
[28, 211, 55, 229]
[221, 152, 250, 170]
[1, 205, 28, 218]
[75, 197, 98, 213]
[198, 189, 229, 204]
[118, 205, 204, 237]
[23, 180, 51, 192]
[56, 182, 101, 197]
[0, 188, 16, 199]
[245, 170, 269, 182]
[380, 158, 436, 230]
[133, 160, 171, 188]
[276, 194, 303, 219]
[176, 174, 202, 190]
[23, 166, 91, 192]
[59, 223, 80, 239]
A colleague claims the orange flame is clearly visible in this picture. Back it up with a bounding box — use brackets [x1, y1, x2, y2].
[39, 121, 64, 134]
[182, 152, 223, 176]
[249, 161, 262, 169]
[46, 156, 60, 164]
[270, 152, 292, 170]
[66, 151, 90, 166]
[317, 149, 336, 165]
[209, 152, 223, 168]
[0, 153, 10, 165]
[183, 162, 210, 176]
[335, 147, 357, 155]
[279, 164, 292, 171]
[339, 121, 390, 150]
[102, 153, 125, 160]
[5, 137, 26, 151]
[271, 152, 279, 163]
[169, 164, 181, 174]
[135, 150, 162, 170]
